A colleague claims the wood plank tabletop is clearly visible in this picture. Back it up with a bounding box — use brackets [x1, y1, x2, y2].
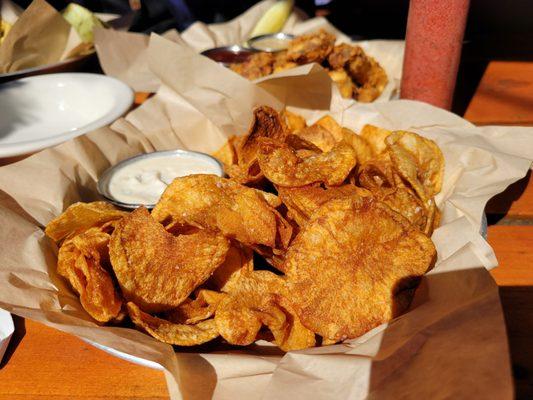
[1, 60, 532, 399]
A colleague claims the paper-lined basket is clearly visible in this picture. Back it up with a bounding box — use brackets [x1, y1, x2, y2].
[0, 31, 531, 400]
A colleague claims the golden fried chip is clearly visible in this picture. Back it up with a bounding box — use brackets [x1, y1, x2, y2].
[46, 201, 127, 243]
[360, 125, 392, 155]
[284, 196, 436, 341]
[278, 184, 370, 226]
[110, 207, 229, 313]
[285, 134, 323, 155]
[358, 152, 397, 192]
[164, 289, 226, 324]
[281, 109, 307, 133]
[286, 29, 336, 64]
[258, 139, 357, 187]
[377, 186, 428, 232]
[227, 106, 287, 183]
[314, 115, 344, 142]
[127, 302, 219, 346]
[212, 136, 237, 167]
[386, 130, 444, 197]
[341, 128, 374, 164]
[58, 226, 123, 323]
[293, 124, 337, 152]
[215, 271, 315, 351]
[209, 244, 254, 293]
[151, 175, 291, 250]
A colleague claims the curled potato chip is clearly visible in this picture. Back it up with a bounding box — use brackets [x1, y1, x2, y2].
[293, 124, 337, 152]
[258, 139, 357, 187]
[127, 302, 219, 346]
[377, 186, 428, 232]
[110, 207, 229, 313]
[341, 128, 374, 164]
[360, 125, 392, 155]
[58, 226, 123, 323]
[386, 131, 444, 197]
[151, 175, 291, 250]
[212, 136, 238, 167]
[284, 196, 435, 341]
[46, 201, 127, 243]
[285, 134, 323, 155]
[215, 271, 315, 351]
[164, 289, 226, 324]
[358, 152, 397, 192]
[209, 244, 254, 293]
[314, 115, 344, 142]
[227, 106, 287, 184]
[278, 184, 370, 226]
[281, 109, 306, 133]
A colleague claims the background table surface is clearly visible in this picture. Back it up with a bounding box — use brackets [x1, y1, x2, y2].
[1, 60, 532, 400]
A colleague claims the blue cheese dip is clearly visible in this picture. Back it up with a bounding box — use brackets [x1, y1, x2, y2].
[101, 150, 223, 207]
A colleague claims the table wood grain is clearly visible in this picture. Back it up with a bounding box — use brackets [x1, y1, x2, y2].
[1, 60, 532, 399]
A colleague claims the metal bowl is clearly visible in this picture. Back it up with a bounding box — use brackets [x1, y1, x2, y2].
[97, 149, 224, 210]
[201, 45, 258, 66]
[247, 33, 295, 52]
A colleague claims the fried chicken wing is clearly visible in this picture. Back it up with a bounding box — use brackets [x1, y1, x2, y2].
[286, 29, 336, 64]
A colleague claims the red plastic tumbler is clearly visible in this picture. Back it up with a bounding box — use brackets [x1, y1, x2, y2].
[400, 0, 470, 110]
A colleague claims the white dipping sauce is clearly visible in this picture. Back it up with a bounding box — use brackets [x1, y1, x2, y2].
[107, 154, 222, 205]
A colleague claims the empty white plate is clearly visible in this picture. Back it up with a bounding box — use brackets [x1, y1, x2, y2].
[0, 309, 14, 363]
[0, 73, 133, 157]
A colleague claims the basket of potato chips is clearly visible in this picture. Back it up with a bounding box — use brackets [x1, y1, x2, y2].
[0, 33, 531, 400]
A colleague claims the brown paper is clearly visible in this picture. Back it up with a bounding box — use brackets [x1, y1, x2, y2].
[1, 32, 531, 400]
[0, 0, 85, 74]
[94, 0, 403, 100]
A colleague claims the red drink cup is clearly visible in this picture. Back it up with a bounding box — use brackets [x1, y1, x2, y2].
[400, 0, 470, 110]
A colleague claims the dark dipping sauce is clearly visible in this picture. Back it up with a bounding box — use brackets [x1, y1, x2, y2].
[201, 45, 258, 65]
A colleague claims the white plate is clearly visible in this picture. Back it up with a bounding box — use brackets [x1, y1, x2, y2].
[0, 309, 14, 363]
[0, 73, 133, 157]
[83, 338, 164, 370]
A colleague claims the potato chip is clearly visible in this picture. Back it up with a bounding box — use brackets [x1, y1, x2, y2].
[284, 196, 436, 341]
[164, 289, 226, 324]
[341, 128, 374, 164]
[46, 201, 127, 243]
[209, 244, 254, 293]
[212, 136, 238, 167]
[258, 139, 357, 187]
[358, 152, 397, 192]
[127, 302, 219, 346]
[281, 109, 306, 133]
[314, 115, 344, 142]
[278, 184, 370, 226]
[360, 125, 392, 155]
[58, 226, 123, 323]
[285, 134, 323, 155]
[386, 130, 444, 197]
[228, 106, 287, 184]
[215, 271, 315, 351]
[293, 124, 337, 152]
[151, 175, 291, 250]
[109, 207, 229, 313]
[377, 186, 428, 232]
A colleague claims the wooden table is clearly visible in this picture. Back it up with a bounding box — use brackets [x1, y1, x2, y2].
[1, 61, 532, 399]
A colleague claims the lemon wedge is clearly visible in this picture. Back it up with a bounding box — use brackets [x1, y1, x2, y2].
[249, 0, 294, 38]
